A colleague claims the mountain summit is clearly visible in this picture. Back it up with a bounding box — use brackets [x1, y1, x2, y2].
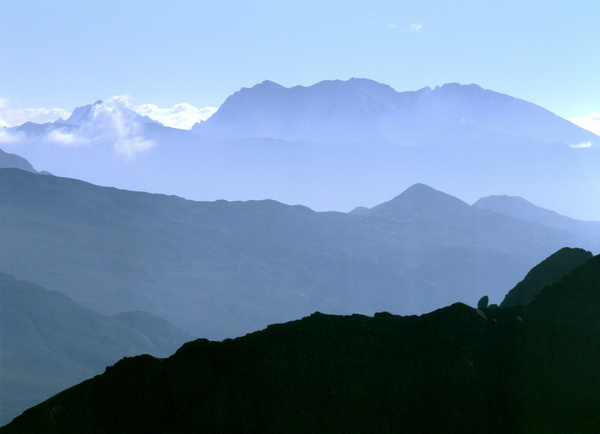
[364, 183, 472, 219]
[192, 79, 599, 146]
[61, 100, 104, 126]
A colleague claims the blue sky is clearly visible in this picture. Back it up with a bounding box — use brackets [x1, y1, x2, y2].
[1, 0, 598, 126]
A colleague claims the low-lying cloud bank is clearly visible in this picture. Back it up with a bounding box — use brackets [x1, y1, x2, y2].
[0, 95, 220, 158]
[46, 96, 156, 159]
[133, 103, 217, 130]
[0, 96, 217, 131]
[0, 96, 158, 159]
[0, 98, 70, 128]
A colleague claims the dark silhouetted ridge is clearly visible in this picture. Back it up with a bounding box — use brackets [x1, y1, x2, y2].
[0, 272, 190, 425]
[4, 252, 600, 433]
[501, 247, 594, 307]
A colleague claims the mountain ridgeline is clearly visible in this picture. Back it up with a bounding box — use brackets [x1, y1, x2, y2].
[2, 168, 597, 340]
[2, 78, 600, 431]
[3, 251, 600, 433]
[0, 149, 41, 173]
[500, 247, 593, 307]
[2, 78, 600, 220]
[0, 273, 190, 425]
[192, 79, 599, 146]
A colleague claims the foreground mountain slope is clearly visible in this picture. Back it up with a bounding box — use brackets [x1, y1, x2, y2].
[500, 247, 593, 307]
[1, 168, 591, 338]
[4, 252, 599, 433]
[0, 273, 190, 425]
[192, 79, 599, 146]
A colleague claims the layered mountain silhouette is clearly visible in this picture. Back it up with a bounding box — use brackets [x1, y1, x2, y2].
[0, 148, 42, 173]
[0, 273, 190, 425]
[2, 79, 600, 220]
[500, 247, 593, 307]
[354, 182, 474, 220]
[1, 168, 597, 341]
[192, 79, 599, 146]
[473, 194, 600, 240]
[4, 251, 599, 433]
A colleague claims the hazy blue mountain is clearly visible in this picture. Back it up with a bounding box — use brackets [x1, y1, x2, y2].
[59, 100, 104, 126]
[358, 182, 473, 220]
[0, 149, 38, 173]
[473, 194, 600, 244]
[1, 168, 594, 340]
[0, 272, 190, 425]
[192, 79, 599, 146]
[61, 100, 158, 127]
[5, 251, 599, 433]
[3, 80, 600, 220]
[500, 247, 593, 307]
[15, 100, 159, 133]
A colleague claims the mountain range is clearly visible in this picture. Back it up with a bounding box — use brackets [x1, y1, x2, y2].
[3, 248, 599, 433]
[1, 79, 599, 220]
[2, 79, 600, 429]
[2, 168, 598, 342]
[0, 272, 190, 425]
[192, 79, 598, 146]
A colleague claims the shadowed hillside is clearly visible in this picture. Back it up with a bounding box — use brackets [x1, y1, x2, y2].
[0, 273, 190, 425]
[3, 252, 599, 433]
[500, 247, 593, 307]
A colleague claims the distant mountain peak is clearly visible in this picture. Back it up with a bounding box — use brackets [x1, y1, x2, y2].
[394, 183, 468, 205]
[401, 182, 439, 194]
[475, 195, 539, 210]
[254, 79, 285, 89]
[363, 183, 471, 218]
[193, 78, 599, 146]
[63, 100, 104, 126]
[435, 82, 483, 92]
[473, 194, 576, 226]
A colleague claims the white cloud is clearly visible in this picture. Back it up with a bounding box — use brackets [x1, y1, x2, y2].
[46, 128, 91, 147]
[569, 141, 592, 149]
[568, 112, 600, 136]
[0, 128, 25, 144]
[79, 96, 156, 159]
[39, 96, 156, 159]
[0, 95, 218, 159]
[407, 23, 423, 32]
[132, 103, 217, 130]
[387, 24, 399, 30]
[0, 99, 70, 128]
[113, 135, 155, 159]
